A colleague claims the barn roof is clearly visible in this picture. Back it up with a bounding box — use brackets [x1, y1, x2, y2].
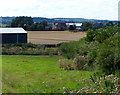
[66, 23, 82, 26]
[0, 28, 27, 34]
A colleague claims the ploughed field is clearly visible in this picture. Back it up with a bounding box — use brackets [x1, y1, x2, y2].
[28, 31, 86, 45]
[2, 55, 92, 93]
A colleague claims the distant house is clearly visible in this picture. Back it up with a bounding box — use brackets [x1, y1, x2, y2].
[52, 22, 68, 30]
[0, 28, 27, 44]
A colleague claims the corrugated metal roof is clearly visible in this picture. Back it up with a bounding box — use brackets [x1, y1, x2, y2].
[0, 28, 27, 34]
[66, 23, 82, 26]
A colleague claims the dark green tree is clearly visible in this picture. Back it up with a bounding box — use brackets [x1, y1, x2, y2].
[11, 16, 34, 30]
[81, 22, 92, 31]
[27, 21, 48, 31]
[69, 25, 76, 30]
[92, 23, 105, 30]
[105, 21, 114, 27]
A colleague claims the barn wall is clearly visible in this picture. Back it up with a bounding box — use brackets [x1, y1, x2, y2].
[2, 34, 17, 44]
[18, 33, 27, 43]
[1, 33, 27, 44]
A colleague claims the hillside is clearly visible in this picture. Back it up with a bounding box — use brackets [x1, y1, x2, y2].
[1, 16, 117, 25]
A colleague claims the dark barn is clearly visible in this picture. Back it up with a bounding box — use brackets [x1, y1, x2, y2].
[0, 28, 27, 44]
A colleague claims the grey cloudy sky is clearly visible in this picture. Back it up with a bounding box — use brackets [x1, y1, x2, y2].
[0, 0, 119, 20]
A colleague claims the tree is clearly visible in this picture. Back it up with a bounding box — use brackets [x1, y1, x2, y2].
[86, 25, 117, 43]
[27, 21, 48, 31]
[39, 21, 48, 30]
[105, 21, 114, 27]
[92, 23, 105, 30]
[69, 25, 76, 30]
[81, 22, 92, 31]
[11, 16, 34, 30]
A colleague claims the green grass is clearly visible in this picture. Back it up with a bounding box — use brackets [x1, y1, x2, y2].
[2, 55, 93, 93]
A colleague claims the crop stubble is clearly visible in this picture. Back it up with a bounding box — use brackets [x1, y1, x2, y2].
[28, 31, 86, 44]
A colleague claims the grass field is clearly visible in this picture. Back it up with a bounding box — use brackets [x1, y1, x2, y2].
[2, 55, 92, 93]
[28, 31, 86, 44]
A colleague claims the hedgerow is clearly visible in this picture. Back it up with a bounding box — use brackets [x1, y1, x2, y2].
[59, 25, 120, 75]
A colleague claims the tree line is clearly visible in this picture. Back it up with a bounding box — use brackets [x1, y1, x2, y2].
[80, 21, 116, 31]
[11, 16, 48, 31]
[10, 16, 117, 31]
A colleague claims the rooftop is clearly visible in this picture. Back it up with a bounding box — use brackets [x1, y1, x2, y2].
[66, 23, 82, 26]
[0, 28, 27, 34]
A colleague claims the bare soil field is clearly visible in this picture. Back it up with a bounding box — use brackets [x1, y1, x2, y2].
[28, 31, 86, 44]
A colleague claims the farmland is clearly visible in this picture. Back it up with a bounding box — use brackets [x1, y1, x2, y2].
[2, 25, 119, 93]
[28, 31, 86, 44]
[2, 55, 92, 93]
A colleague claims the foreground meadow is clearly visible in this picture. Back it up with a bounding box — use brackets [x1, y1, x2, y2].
[2, 55, 92, 93]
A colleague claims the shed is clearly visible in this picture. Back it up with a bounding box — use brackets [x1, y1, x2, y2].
[0, 28, 27, 44]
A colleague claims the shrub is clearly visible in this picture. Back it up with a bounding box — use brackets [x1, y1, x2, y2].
[73, 56, 86, 70]
[59, 42, 78, 59]
[95, 33, 120, 74]
[59, 38, 87, 59]
[58, 56, 87, 71]
[58, 59, 74, 70]
[86, 29, 97, 42]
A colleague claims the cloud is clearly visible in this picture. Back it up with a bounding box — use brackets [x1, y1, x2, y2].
[0, 0, 119, 20]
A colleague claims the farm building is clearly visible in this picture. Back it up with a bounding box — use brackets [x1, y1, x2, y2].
[66, 23, 82, 29]
[52, 22, 68, 30]
[0, 28, 27, 44]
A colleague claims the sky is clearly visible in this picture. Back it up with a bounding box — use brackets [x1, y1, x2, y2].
[0, 0, 119, 20]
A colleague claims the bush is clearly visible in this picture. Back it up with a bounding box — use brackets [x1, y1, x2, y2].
[59, 38, 87, 59]
[73, 56, 86, 70]
[95, 33, 120, 74]
[59, 42, 78, 59]
[58, 56, 87, 71]
[58, 59, 74, 70]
